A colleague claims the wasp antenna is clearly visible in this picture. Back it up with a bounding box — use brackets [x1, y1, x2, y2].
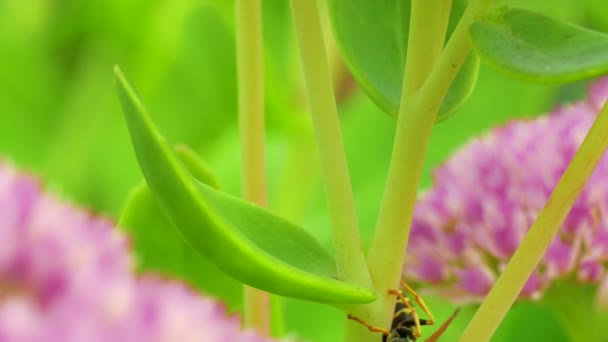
[423, 308, 461, 342]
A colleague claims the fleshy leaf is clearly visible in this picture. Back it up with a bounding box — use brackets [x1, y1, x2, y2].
[470, 8, 608, 83]
[113, 66, 375, 304]
[174, 144, 221, 189]
[120, 180, 243, 310]
[327, 0, 479, 121]
[121, 144, 241, 308]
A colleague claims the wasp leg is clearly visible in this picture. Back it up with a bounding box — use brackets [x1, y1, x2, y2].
[347, 314, 390, 336]
[388, 289, 423, 337]
[400, 280, 436, 325]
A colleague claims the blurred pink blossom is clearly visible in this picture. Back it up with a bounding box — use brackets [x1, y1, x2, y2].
[0, 161, 279, 342]
[405, 78, 608, 305]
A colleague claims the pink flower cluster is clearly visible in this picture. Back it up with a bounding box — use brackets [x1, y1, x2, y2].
[405, 78, 608, 304]
[0, 161, 277, 342]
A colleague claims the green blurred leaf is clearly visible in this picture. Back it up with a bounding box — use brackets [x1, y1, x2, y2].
[327, 0, 479, 121]
[471, 8, 608, 83]
[114, 66, 375, 305]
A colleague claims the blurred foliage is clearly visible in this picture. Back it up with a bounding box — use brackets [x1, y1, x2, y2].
[0, 0, 606, 341]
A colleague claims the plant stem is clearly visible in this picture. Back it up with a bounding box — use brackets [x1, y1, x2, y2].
[272, 138, 319, 223]
[270, 295, 285, 338]
[458, 99, 608, 342]
[402, 0, 450, 99]
[366, 0, 488, 336]
[290, 0, 371, 289]
[236, 0, 271, 335]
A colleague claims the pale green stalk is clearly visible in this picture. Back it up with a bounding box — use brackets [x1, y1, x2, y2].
[365, 0, 489, 339]
[458, 99, 608, 342]
[290, 0, 371, 288]
[402, 0, 451, 98]
[272, 139, 319, 223]
[236, 0, 271, 335]
[438, 0, 453, 46]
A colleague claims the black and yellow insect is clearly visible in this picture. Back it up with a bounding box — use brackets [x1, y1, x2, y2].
[348, 280, 460, 342]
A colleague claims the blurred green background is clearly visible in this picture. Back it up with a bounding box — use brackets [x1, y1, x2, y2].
[1, 0, 607, 341]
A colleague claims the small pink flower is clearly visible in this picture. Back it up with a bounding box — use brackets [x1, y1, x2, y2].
[0, 160, 282, 342]
[404, 78, 608, 305]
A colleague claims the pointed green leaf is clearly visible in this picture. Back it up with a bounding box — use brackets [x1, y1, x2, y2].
[471, 8, 608, 83]
[327, 0, 479, 121]
[113, 66, 375, 304]
[120, 144, 240, 307]
[120, 180, 243, 309]
[174, 144, 221, 189]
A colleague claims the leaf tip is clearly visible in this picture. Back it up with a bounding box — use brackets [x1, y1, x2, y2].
[112, 66, 148, 122]
[113, 65, 124, 83]
[113, 65, 138, 100]
[113, 65, 130, 97]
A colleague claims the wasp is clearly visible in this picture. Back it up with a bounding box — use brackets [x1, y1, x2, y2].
[348, 280, 460, 342]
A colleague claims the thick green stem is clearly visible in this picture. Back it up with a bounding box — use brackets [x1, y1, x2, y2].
[458, 99, 608, 342]
[236, 0, 271, 335]
[290, 0, 371, 288]
[365, 0, 488, 338]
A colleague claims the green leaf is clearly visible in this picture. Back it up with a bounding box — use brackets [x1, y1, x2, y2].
[120, 180, 243, 310]
[440, 54, 480, 121]
[120, 143, 240, 308]
[327, 0, 479, 121]
[113, 66, 375, 305]
[470, 8, 608, 83]
[173, 144, 221, 189]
